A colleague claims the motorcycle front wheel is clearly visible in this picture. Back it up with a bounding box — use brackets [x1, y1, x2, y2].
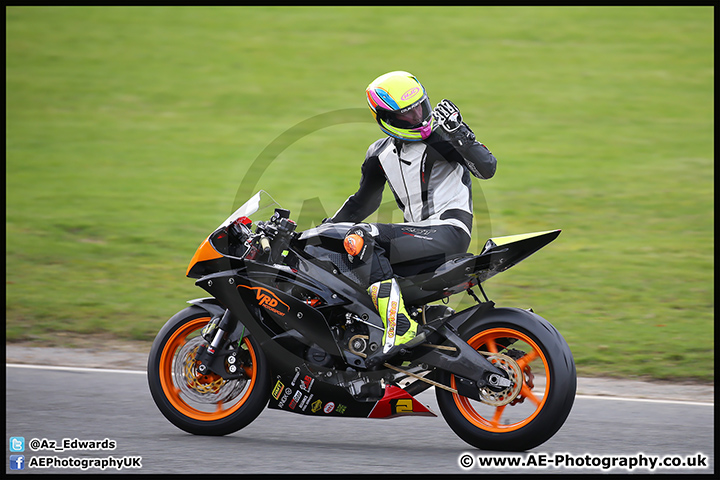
[147, 306, 270, 435]
[436, 311, 576, 451]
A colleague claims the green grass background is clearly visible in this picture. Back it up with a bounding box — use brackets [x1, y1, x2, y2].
[6, 6, 713, 381]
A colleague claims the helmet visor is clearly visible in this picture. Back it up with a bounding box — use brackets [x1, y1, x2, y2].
[377, 97, 432, 129]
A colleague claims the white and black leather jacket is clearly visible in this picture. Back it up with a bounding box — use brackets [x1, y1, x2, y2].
[331, 127, 497, 239]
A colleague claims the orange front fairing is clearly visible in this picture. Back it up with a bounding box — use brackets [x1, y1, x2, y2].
[186, 237, 222, 277]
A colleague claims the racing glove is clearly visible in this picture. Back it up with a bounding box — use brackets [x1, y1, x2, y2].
[431, 99, 497, 179]
[432, 99, 477, 149]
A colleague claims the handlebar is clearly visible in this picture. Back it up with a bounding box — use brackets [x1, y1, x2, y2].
[259, 236, 271, 253]
[245, 208, 297, 264]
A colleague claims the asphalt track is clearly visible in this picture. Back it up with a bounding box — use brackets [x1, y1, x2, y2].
[5, 363, 714, 475]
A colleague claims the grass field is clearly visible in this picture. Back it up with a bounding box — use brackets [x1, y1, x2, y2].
[6, 6, 714, 382]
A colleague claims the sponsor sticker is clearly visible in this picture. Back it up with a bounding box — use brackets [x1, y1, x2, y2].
[299, 394, 314, 411]
[289, 390, 303, 410]
[277, 387, 294, 409]
[238, 285, 290, 317]
[271, 381, 284, 400]
[401, 87, 420, 101]
[300, 375, 315, 393]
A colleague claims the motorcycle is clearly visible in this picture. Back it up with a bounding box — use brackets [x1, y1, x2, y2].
[147, 191, 576, 451]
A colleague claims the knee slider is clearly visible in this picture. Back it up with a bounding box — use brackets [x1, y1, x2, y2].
[344, 224, 375, 263]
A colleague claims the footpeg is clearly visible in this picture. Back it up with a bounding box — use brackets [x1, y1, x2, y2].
[365, 331, 427, 368]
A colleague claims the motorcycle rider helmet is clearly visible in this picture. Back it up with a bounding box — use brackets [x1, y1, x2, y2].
[366, 71, 435, 142]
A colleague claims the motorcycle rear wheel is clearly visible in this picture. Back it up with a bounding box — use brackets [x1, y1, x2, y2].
[436, 312, 576, 451]
[147, 306, 270, 435]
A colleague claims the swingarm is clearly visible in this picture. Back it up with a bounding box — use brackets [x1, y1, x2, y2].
[411, 321, 512, 401]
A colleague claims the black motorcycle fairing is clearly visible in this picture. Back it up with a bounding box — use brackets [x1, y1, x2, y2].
[195, 265, 377, 372]
[289, 248, 388, 354]
[243, 253, 388, 368]
[196, 269, 329, 375]
[268, 364, 380, 416]
[398, 230, 562, 306]
[234, 275, 342, 358]
[267, 363, 433, 416]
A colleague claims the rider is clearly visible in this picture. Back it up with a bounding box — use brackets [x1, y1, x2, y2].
[328, 71, 497, 366]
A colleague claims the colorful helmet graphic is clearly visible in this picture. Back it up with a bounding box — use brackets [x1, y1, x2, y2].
[366, 71, 435, 142]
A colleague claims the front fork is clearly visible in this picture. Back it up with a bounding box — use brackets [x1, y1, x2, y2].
[194, 309, 247, 380]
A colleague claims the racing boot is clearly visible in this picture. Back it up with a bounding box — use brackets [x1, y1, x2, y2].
[365, 278, 426, 368]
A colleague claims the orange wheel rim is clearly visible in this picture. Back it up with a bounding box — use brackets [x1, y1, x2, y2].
[158, 317, 257, 421]
[451, 327, 550, 433]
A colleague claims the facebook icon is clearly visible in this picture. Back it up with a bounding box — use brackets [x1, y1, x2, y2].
[10, 455, 25, 470]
